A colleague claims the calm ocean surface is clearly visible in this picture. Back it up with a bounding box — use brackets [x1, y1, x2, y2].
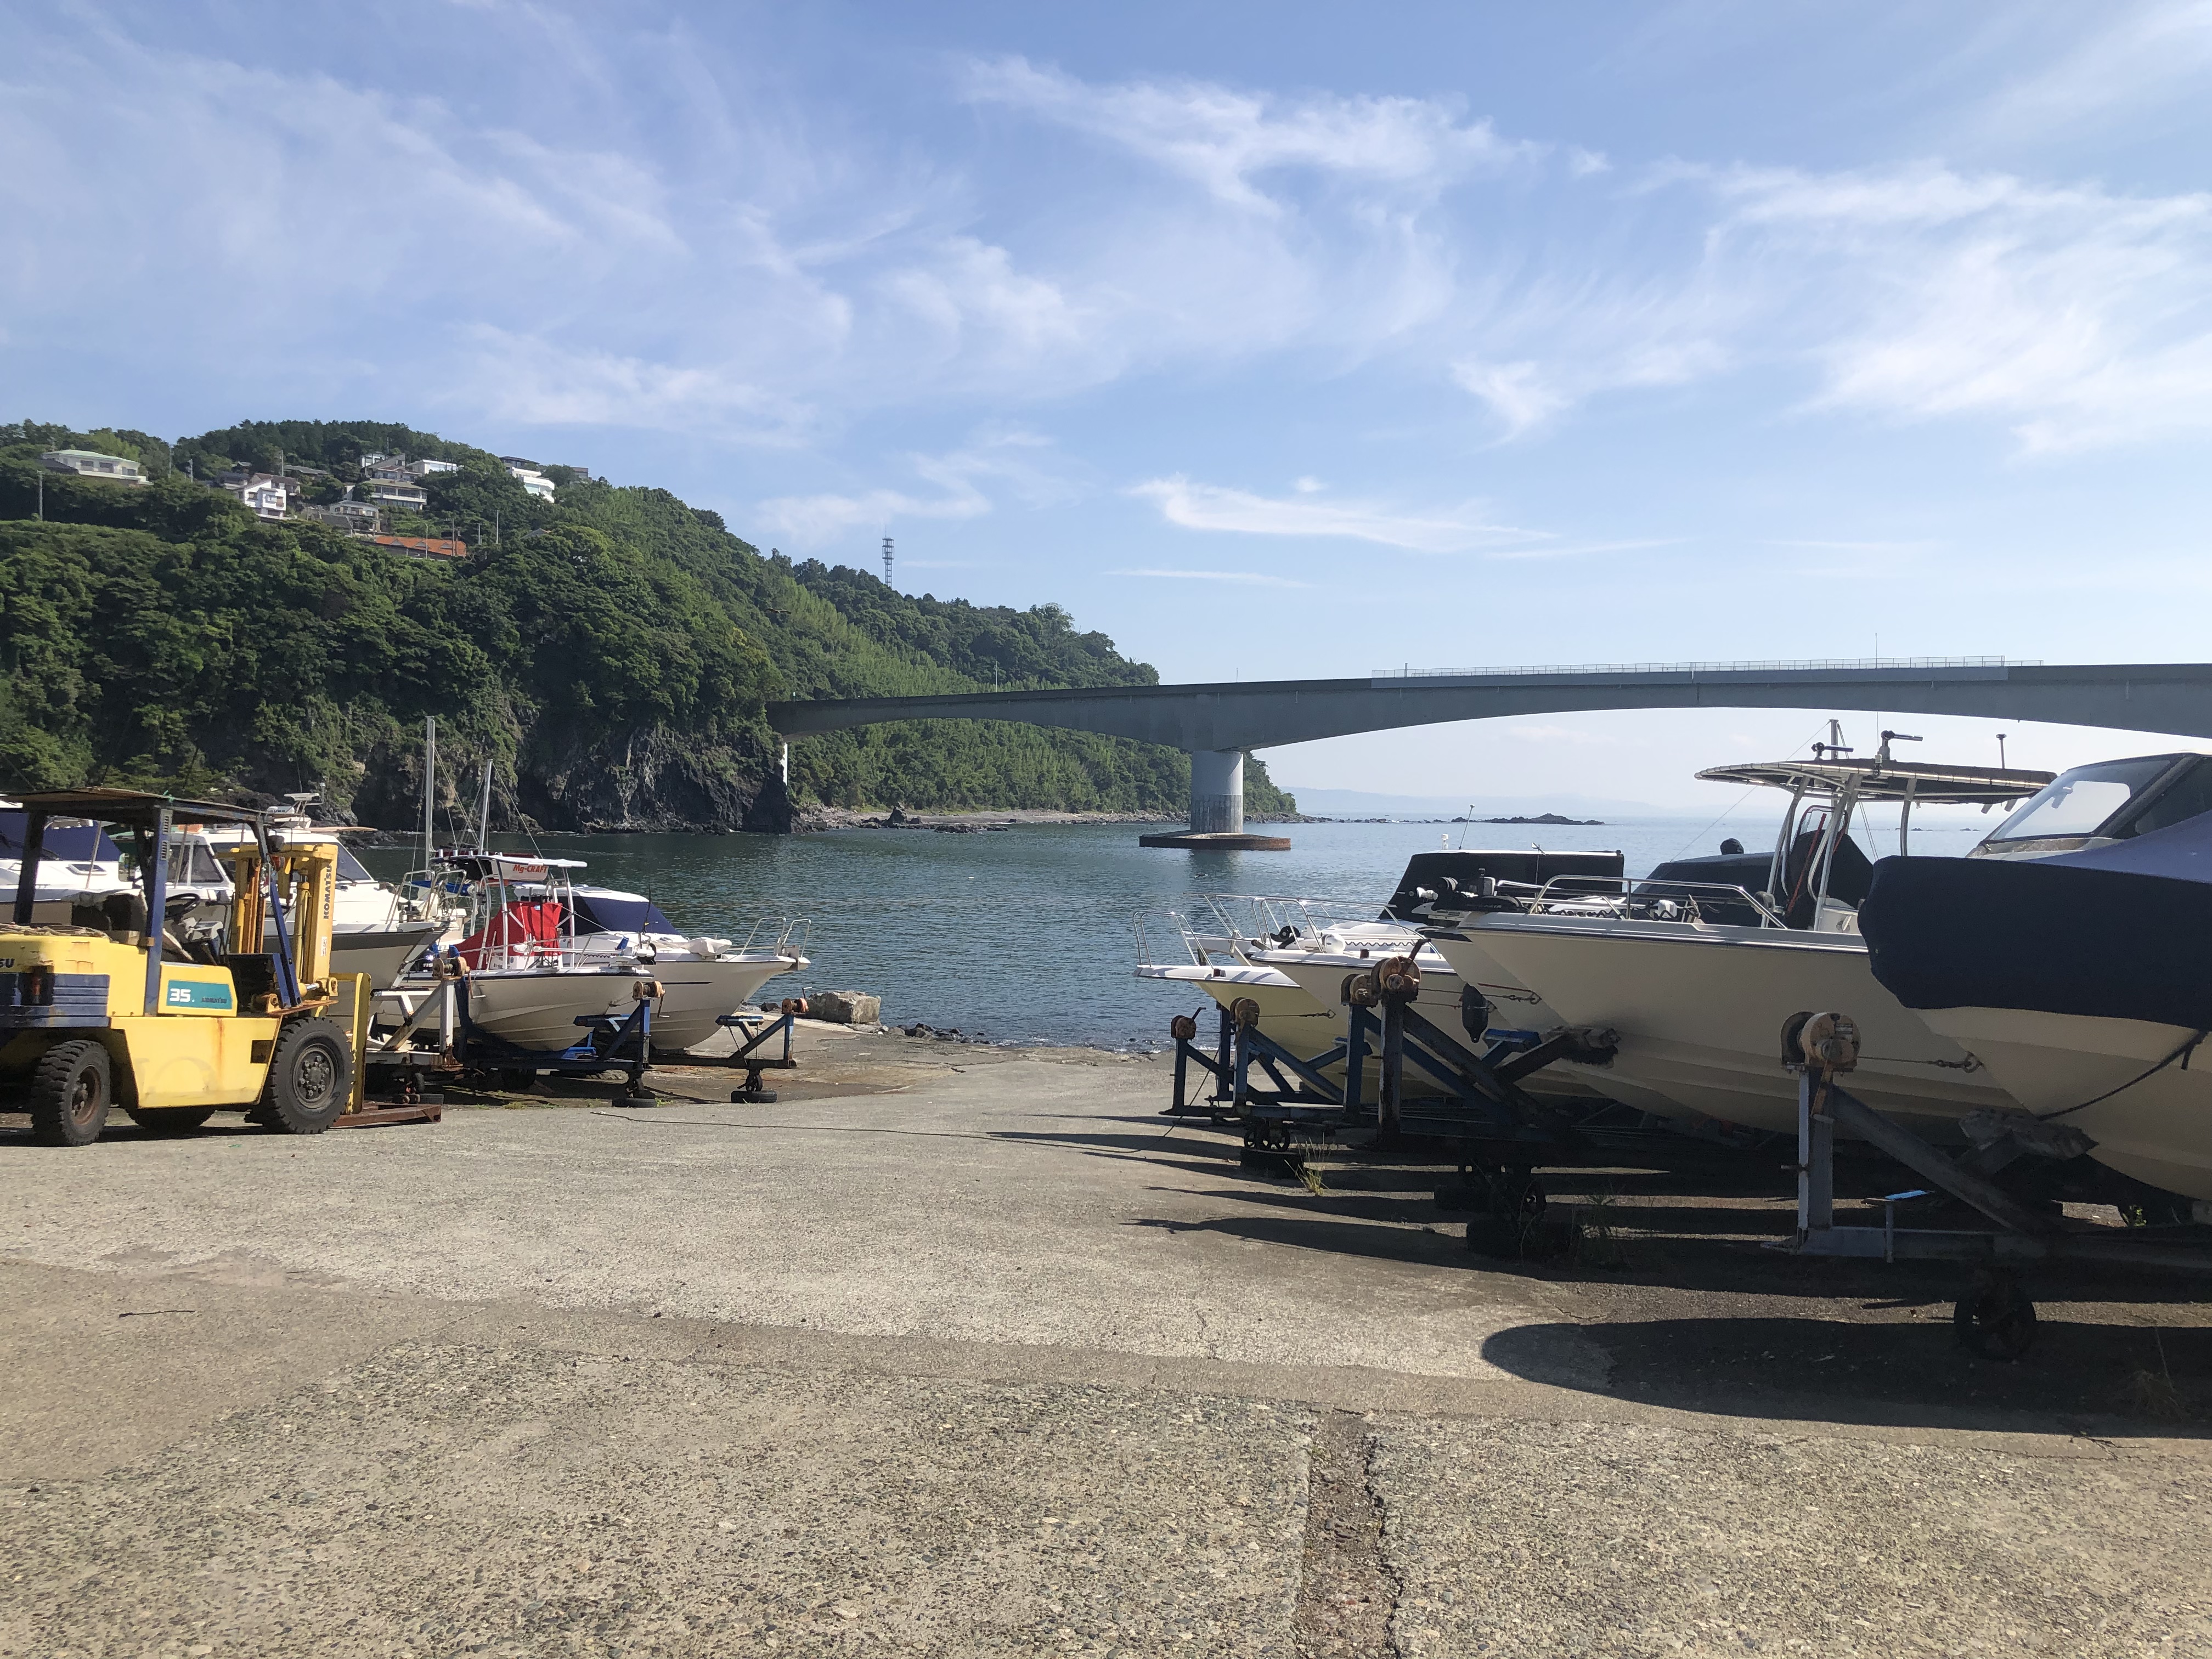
[362, 813, 1992, 1050]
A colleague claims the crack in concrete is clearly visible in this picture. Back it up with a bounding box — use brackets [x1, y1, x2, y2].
[1294, 1409, 1404, 1658]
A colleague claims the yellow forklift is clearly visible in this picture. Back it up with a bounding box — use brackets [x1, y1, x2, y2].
[1, 789, 357, 1145]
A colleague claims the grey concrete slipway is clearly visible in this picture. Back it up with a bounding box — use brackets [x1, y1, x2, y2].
[3, 1025, 2209, 1658]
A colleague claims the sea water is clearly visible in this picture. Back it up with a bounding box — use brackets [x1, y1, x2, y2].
[360, 814, 1993, 1050]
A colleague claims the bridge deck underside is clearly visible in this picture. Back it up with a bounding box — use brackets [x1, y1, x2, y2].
[769, 665, 2212, 752]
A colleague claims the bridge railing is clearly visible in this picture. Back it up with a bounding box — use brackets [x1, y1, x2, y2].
[1372, 656, 2035, 684]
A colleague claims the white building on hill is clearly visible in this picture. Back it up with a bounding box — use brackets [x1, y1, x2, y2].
[369, 478, 429, 512]
[501, 458, 556, 500]
[218, 471, 298, 521]
[41, 449, 147, 485]
[302, 499, 382, 534]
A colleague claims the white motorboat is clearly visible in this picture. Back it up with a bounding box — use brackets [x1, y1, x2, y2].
[432, 851, 656, 1050]
[0, 806, 131, 921]
[1247, 851, 1633, 1107]
[1863, 753, 2212, 1203]
[1430, 739, 2055, 1136]
[1136, 897, 1344, 1065]
[1137, 853, 1628, 1105]
[567, 885, 810, 1052]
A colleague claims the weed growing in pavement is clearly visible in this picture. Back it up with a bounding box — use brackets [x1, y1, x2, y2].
[1569, 1189, 1632, 1271]
[2124, 1330, 2191, 1421]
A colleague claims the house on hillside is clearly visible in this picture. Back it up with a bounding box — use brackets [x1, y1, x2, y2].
[368, 478, 430, 513]
[500, 456, 556, 500]
[41, 449, 148, 485]
[408, 458, 460, 477]
[302, 499, 382, 534]
[216, 470, 298, 520]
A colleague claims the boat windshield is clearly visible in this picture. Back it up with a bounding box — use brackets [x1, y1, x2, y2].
[335, 846, 376, 883]
[1982, 757, 2183, 846]
[166, 839, 229, 885]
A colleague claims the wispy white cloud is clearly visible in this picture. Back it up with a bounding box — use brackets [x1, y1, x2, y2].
[1972, 1, 2212, 139]
[754, 430, 1084, 543]
[1103, 568, 1311, 588]
[1426, 154, 2211, 450]
[1448, 360, 1570, 438]
[1697, 161, 2212, 452]
[1, 16, 2203, 471]
[1130, 476, 1526, 554]
[963, 56, 1537, 213]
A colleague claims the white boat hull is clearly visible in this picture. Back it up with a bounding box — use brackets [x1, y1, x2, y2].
[1919, 1006, 2212, 1202]
[1469, 916, 2020, 1135]
[1139, 963, 1341, 1060]
[1419, 930, 1701, 1118]
[615, 955, 808, 1052]
[327, 923, 442, 992]
[463, 967, 651, 1052]
[1141, 958, 1560, 1103]
[1264, 951, 1609, 1104]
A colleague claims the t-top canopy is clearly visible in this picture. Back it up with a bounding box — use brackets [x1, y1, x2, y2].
[438, 849, 590, 882]
[1694, 758, 2053, 805]
[7, 788, 272, 828]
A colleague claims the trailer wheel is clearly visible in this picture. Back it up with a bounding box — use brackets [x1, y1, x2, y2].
[259, 1022, 352, 1135]
[1954, 1273, 2037, 1361]
[28, 1040, 112, 1146]
[126, 1107, 215, 1136]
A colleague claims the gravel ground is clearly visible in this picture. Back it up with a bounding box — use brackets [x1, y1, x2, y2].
[2, 1025, 2207, 1657]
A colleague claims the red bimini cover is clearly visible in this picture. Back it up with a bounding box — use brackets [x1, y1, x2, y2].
[455, 900, 565, 968]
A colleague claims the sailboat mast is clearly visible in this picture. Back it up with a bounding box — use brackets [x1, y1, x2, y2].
[475, 760, 494, 851]
[421, 717, 437, 874]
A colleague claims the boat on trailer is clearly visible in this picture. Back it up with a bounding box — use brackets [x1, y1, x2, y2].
[1246, 850, 1633, 1107]
[1136, 850, 1630, 1105]
[1426, 738, 2055, 1136]
[428, 852, 657, 1049]
[1863, 753, 2212, 1205]
[567, 886, 809, 1052]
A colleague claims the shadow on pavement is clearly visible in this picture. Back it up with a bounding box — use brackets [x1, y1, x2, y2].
[1483, 1312, 2212, 1436]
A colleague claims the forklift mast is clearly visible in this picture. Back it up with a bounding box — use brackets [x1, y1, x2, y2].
[221, 838, 340, 1005]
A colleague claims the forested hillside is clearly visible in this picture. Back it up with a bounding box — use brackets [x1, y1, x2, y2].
[0, 419, 1292, 830]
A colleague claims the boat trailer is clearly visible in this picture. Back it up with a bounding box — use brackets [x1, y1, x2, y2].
[716, 999, 805, 1102]
[360, 967, 664, 1105]
[1165, 957, 1621, 1251]
[1784, 1011, 2212, 1358]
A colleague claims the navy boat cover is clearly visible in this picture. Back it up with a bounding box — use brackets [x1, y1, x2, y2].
[570, 889, 678, 936]
[0, 811, 121, 864]
[1859, 809, 2212, 1030]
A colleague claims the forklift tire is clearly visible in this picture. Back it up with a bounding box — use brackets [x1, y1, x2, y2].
[126, 1107, 216, 1136]
[29, 1040, 112, 1147]
[258, 1022, 352, 1135]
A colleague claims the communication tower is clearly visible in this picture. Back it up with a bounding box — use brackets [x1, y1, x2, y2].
[882, 535, 894, 588]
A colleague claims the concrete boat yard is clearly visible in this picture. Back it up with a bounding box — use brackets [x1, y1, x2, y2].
[3, 1025, 2208, 1657]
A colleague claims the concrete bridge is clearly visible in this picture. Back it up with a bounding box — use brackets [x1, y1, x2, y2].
[768, 657, 2212, 832]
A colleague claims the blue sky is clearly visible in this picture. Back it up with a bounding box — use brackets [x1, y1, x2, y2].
[4, 2, 2207, 806]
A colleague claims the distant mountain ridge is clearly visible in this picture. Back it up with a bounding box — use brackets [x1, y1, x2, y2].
[0, 417, 1294, 830]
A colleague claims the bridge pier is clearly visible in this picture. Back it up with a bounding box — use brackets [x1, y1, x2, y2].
[1189, 748, 1244, 834]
